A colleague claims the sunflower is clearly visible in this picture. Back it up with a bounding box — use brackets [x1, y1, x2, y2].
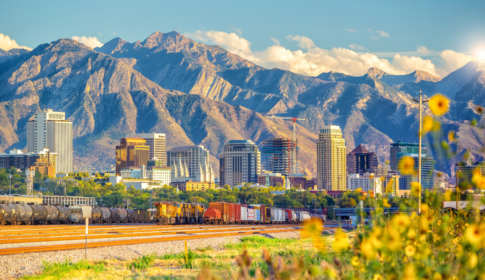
[332, 228, 350, 252]
[411, 182, 421, 197]
[464, 224, 482, 247]
[351, 256, 360, 267]
[429, 94, 450, 116]
[373, 274, 383, 280]
[477, 106, 484, 115]
[467, 253, 478, 269]
[405, 245, 416, 257]
[398, 156, 415, 175]
[448, 131, 455, 142]
[392, 213, 412, 231]
[361, 239, 376, 259]
[422, 116, 434, 134]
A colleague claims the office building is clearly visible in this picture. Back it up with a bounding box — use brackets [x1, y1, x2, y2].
[170, 180, 216, 192]
[222, 140, 261, 187]
[260, 138, 299, 175]
[146, 166, 172, 186]
[455, 162, 485, 189]
[128, 133, 166, 166]
[167, 145, 215, 183]
[317, 125, 347, 190]
[347, 173, 400, 196]
[27, 109, 73, 173]
[0, 148, 57, 174]
[258, 172, 285, 187]
[147, 157, 164, 167]
[347, 144, 378, 174]
[115, 138, 150, 175]
[219, 155, 225, 186]
[390, 141, 434, 190]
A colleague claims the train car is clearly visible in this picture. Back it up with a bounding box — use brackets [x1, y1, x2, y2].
[229, 203, 236, 224]
[155, 201, 182, 225]
[91, 207, 102, 224]
[43, 205, 59, 224]
[0, 204, 16, 225]
[204, 208, 222, 224]
[109, 208, 120, 223]
[69, 205, 92, 224]
[187, 203, 205, 224]
[284, 209, 292, 223]
[31, 204, 47, 225]
[208, 202, 231, 224]
[241, 205, 248, 224]
[10, 203, 33, 225]
[247, 206, 255, 224]
[99, 207, 111, 223]
[126, 209, 135, 223]
[55, 206, 70, 224]
[119, 208, 128, 223]
[234, 204, 241, 224]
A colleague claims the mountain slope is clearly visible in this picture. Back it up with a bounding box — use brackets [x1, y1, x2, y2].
[0, 38, 318, 175]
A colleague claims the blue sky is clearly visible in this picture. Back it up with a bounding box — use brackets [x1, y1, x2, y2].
[1, 0, 484, 77]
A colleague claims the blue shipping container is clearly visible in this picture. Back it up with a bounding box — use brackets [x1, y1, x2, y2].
[255, 209, 260, 223]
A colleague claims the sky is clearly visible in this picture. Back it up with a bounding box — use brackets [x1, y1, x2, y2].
[1, 0, 485, 78]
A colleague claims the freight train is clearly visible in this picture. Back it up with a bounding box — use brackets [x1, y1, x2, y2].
[155, 201, 325, 225]
[0, 202, 152, 226]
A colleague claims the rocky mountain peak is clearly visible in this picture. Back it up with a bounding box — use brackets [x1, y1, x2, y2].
[413, 70, 440, 83]
[366, 67, 388, 78]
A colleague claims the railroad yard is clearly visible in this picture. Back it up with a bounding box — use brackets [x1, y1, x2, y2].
[0, 223, 312, 279]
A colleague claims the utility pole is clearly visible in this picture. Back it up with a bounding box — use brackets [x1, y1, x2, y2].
[412, 89, 428, 214]
[8, 173, 12, 195]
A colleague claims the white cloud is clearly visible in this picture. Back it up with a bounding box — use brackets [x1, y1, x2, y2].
[72, 36, 103, 49]
[185, 30, 473, 78]
[437, 50, 474, 77]
[370, 36, 379, 40]
[377, 30, 390, 37]
[345, 28, 357, 33]
[349, 44, 368, 51]
[416, 46, 431, 55]
[270, 38, 280, 46]
[0, 34, 32, 51]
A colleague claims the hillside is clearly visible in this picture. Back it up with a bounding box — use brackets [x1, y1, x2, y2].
[0, 39, 318, 175]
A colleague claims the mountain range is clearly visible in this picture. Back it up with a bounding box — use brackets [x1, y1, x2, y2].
[0, 31, 484, 178]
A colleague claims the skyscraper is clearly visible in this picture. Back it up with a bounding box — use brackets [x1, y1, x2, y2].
[115, 138, 150, 175]
[167, 145, 215, 183]
[260, 138, 299, 175]
[128, 133, 166, 166]
[346, 144, 378, 174]
[222, 140, 261, 187]
[390, 141, 434, 190]
[317, 125, 347, 190]
[27, 109, 73, 174]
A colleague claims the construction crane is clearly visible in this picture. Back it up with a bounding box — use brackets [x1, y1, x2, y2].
[266, 116, 308, 174]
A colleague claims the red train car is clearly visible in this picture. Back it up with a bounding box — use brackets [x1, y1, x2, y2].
[234, 204, 241, 224]
[260, 205, 266, 224]
[229, 203, 236, 224]
[208, 202, 230, 224]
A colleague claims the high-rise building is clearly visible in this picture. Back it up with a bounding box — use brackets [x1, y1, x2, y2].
[260, 138, 299, 175]
[115, 138, 150, 175]
[317, 125, 347, 190]
[167, 145, 215, 183]
[128, 133, 166, 166]
[223, 140, 261, 187]
[219, 155, 225, 186]
[390, 141, 434, 190]
[346, 144, 378, 174]
[455, 162, 485, 189]
[27, 109, 73, 173]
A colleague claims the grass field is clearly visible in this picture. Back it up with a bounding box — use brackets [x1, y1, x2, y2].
[23, 235, 330, 280]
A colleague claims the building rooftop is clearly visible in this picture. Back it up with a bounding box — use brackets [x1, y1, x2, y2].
[391, 140, 427, 147]
[169, 145, 206, 152]
[227, 140, 256, 145]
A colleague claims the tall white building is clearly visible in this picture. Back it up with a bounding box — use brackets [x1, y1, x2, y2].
[128, 133, 166, 166]
[167, 145, 215, 183]
[27, 109, 73, 174]
[317, 125, 347, 190]
[223, 140, 261, 187]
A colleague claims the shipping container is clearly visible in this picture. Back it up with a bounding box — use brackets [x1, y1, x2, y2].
[270, 208, 275, 223]
[240, 205, 247, 223]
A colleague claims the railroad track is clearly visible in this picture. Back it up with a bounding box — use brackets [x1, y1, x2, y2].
[0, 225, 299, 244]
[0, 227, 301, 256]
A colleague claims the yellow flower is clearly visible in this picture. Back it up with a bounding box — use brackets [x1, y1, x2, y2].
[399, 157, 415, 175]
[422, 116, 433, 134]
[351, 256, 360, 267]
[433, 272, 443, 280]
[303, 218, 324, 237]
[404, 263, 416, 280]
[369, 227, 384, 249]
[465, 224, 482, 247]
[361, 239, 376, 259]
[407, 228, 417, 240]
[411, 182, 421, 197]
[383, 198, 391, 208]
[448, 131, 455, 142]
[405, 245, 416, 257]
[467, 252, 478, 269]
[392, 213, 412, 231]
[429, 94, 450, 116]
[444, 190, 452, 201]
[373, 274, 383, 280]
[332, 228, 350, 252]
[386, 228, 402, 251]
